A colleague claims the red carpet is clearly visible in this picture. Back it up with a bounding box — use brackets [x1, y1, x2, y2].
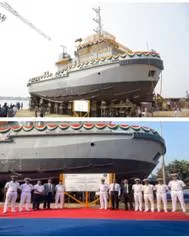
[1, 207, 189, 220]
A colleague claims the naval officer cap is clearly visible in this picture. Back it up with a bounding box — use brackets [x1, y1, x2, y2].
[24, 177, 31, 181]
[134, 178, 140, 181]
[156, 177, 163, 181]
[143, 178, 149, 182]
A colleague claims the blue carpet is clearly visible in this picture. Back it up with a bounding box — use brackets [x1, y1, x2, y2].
[0, 219, 188, 236]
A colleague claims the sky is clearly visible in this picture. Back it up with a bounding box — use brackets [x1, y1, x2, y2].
[127, 121, 189, 174]
[0, 1, 189, 98]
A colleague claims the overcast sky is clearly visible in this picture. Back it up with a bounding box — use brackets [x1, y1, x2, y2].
[0, 1, 188, 98]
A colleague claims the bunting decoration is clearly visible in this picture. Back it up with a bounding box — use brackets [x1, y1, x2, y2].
[119, 124, 130, 130]
[47, 124, 58, 131]
[0, 123, 161, 137]
[83, 123, 95, 129]
[131, 125, 141, 131]
[107, 123, 118, 129]
[142, 127, 151, 132]
[70, 123, 83, 130]
[35, 124, 47, 131]
[95, 122, 107, 129]
[59, 123, 70, 130]
[23, 125, 34, 132]
[0, 127, 11, 133]
[29, 50, 161, 85]
[11, 125, 22, 132]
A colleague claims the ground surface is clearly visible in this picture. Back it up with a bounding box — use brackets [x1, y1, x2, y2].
[15, 110, 189, 117]
[0, 208, 188, 236]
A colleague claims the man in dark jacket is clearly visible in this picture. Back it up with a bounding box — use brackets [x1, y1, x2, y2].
[43, 179, 55, 209]
[121, 179, 134, 210]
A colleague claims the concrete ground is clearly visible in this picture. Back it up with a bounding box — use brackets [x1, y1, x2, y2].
[15, 110, 70, 117]
[15, 110, 189, 117]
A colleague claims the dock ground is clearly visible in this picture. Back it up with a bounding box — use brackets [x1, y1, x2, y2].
[15, 109, 189, 117]
[15, 110, 70, 117]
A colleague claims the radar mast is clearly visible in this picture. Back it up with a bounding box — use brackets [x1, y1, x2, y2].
[92, 7, 102, 36]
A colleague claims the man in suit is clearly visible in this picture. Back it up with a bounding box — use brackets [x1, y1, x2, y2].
[109, 179, 121, 210]
[121, 179, 134, 210]
[43, 179, 55, 209]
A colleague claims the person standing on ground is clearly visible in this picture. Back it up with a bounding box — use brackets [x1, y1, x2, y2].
[39, 106, 45, 117]
[34, 106, 38, 117]
[99, 179, 109, 210]
[19, 178, 33, 212]
[109, 179, 121, 210]
[33, 180, 44, 210]
[142, 179, 155, 212]
[121, 179, 134, 210]
[55, 180, 65, 209]
[43, 179, 55, 209]
[132, 178, 143, 211]
[168, 173, 186, 212]
[155, 178, 168, 212]
[3, 176, 20, 214]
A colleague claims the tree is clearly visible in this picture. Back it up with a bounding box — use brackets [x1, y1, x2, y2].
[156, 159, 189, 184]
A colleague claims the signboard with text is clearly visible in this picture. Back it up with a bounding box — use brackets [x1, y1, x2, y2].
[73, 100, 90, 113]
[64, 173, 110, 192]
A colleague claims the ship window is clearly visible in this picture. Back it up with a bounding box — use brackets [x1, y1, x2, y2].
[90, 142, 95, 147]
[98, 72, 101, 75]
[148, 70, 156, 77]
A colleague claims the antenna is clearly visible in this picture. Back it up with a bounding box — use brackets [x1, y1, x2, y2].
[92, 6, 102, 35]
[60, 45, 66, 58]
[160, 122, 166, 184]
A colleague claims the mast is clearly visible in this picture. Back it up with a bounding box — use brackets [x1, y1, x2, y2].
[92, 7, 102, 36]
[160, 122, 166, 184]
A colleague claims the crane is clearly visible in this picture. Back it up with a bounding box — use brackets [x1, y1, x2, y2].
[0, 1, 51, 41]
[0, 1, 68, 58]
[0, 11, 6, 22]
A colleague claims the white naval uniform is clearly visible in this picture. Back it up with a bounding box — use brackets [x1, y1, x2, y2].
[19, 183, 33, 211]
[155, 184, 168, 212]
[168, 179, 186, 212]
[142, 184, 155, 212]
[3, 181, 20, 213]
[55, 184, 65, 208]
[132, 184, 143, 211]
[99, 183, 109, 209]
